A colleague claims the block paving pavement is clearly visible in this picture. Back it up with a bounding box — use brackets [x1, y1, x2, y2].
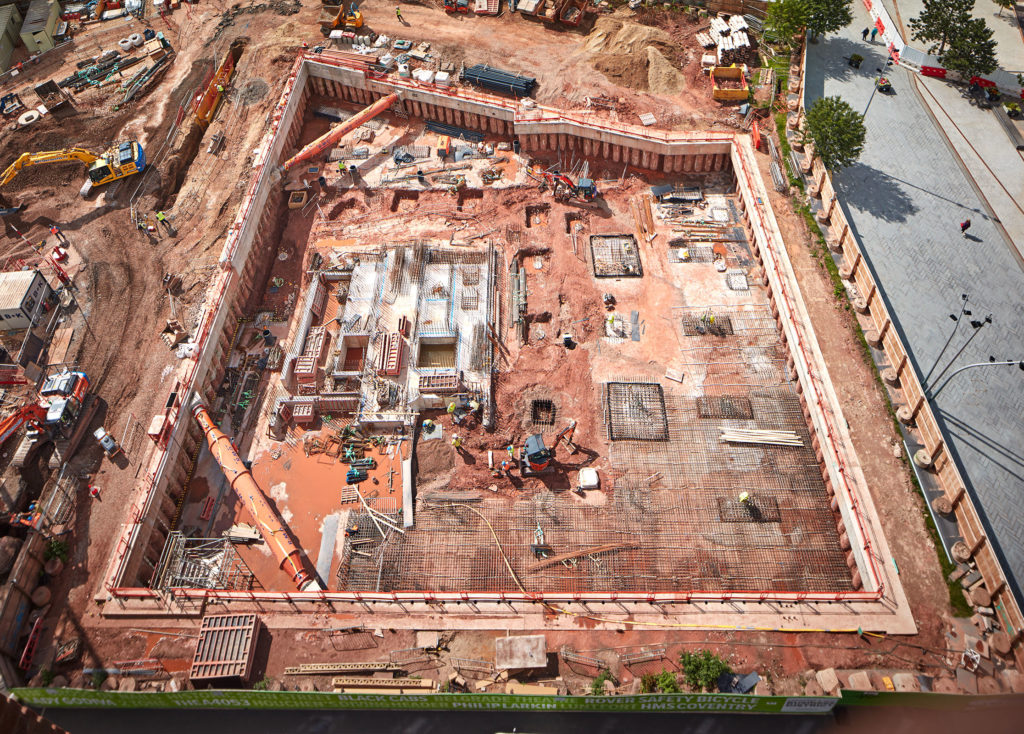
[804, 3, 1024, 607]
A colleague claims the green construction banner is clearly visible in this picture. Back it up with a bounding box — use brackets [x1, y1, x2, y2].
[10, 688, 839, 714]
[839, 689, 1024, 710]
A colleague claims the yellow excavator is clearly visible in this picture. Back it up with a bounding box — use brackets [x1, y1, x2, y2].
[321, 3, 364, 35]
[0, 140, 146, 196]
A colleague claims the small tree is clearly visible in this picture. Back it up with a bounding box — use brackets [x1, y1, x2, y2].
[679, 650, 733, 692]
[993, 0, 1014, 17]
[765, 0, 808, 42]
[655, 670, 681, 693]
[589, 669, 616, 696]
[909, 0, 975, 55]
[940, 17, 999, 80]
[803, 96, 867, 172]
[805, 0, 853, 40]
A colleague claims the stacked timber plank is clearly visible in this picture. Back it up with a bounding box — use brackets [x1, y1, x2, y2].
[720, 428, 803, 447]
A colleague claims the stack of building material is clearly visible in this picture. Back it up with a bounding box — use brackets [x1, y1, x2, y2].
[709, 16, 730, 36]
[462, 64, 536, 97]
[294, 356, 317, 380]
[720, 428, 803, 447]
[696, 31, 717, 49]
[697, 15, 755, 66]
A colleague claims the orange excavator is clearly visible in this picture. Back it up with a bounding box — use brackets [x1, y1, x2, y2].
[0, 404, 47, 449]
[521, 420, 579, 474]
[192, 399, 321, 592]
[0, 370, 92, 450]
[279, 92, 399, 175]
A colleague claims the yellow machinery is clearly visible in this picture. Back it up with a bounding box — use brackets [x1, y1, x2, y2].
[0, 141, 146, 195]
[321, 3, 364, 34]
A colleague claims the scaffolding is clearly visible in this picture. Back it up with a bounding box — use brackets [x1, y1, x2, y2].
[152, 532, 256, 591]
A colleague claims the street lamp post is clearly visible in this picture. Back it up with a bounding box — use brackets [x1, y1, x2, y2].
[922, 293, 970, 385]
[928, 358, 1024, 399]
[926, 314, 992, 391]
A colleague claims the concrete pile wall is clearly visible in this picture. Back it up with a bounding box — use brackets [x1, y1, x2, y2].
[99, 57, 887, 611]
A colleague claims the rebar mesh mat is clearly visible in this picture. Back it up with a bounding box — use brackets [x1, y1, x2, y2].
[590, 235, 643, 278]
[697, 395, 754, 420]
[604, 382, 669, 441]
[682, 313, 735, 336]
[718, 495, 781, 523]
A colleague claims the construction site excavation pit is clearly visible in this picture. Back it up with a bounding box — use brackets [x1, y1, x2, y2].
[100, 54, 914, 634]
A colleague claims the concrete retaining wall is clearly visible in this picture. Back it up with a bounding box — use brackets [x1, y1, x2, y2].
[99, 56, 889, 613]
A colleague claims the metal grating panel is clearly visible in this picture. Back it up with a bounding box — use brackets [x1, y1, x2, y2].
[189, 613, 259, 682]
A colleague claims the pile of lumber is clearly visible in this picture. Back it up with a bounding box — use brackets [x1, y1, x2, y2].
[720, 428, 803, 447]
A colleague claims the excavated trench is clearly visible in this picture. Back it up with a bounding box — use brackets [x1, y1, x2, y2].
[157, 40, 246, 210]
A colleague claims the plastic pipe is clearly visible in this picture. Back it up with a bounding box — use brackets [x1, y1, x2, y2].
[192, 398, 320, 591]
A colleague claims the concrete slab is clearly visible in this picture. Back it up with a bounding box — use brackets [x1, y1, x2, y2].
[816, 668, 840, 694]
[495, 634, 547, 670]
[892, 672, 920, 692]
[956, 666, 979, 694]
[847, 671, 874, 691]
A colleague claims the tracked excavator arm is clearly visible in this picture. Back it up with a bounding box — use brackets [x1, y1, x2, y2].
[0, 149, 100, 187]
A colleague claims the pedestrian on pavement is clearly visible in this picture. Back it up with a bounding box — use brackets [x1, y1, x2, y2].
[861, 27, 870, 41]
[49, 224, 67, 244]
[960, 218, 972, 237]
[870, 27, 879, 42]
[395, 5, 404, 23]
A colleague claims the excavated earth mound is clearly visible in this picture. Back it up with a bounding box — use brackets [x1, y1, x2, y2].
[585, 17, 685, 93]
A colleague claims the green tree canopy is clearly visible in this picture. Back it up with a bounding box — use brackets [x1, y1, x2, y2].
[765, 0, 807, 41]
[992, 0, 1015, 18]
[940, 17, 999, 79]
[909, 0, 976, 55]
[804, 96, 867, 172]
[805, 0, 853, 40]
[764, 0, 853, 42]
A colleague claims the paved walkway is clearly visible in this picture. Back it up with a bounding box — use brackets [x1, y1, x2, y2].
[881, 0, 1024, 73]
[804, 2, 1024, 605]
